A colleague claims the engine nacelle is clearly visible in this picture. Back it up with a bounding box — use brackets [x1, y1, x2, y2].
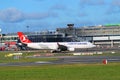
[57, 43, 75, 52]
[68, 47, 75, 51]
[58, 45, 67, 51]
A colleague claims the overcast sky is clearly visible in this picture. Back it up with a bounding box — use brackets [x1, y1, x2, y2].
[0, 0, 120, 33]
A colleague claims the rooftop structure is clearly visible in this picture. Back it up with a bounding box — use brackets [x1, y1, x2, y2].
[57, 24, 120, 37]
[57, 24, 120, 47]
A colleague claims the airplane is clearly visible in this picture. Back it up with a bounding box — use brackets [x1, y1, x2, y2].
[0, 42, 18, 51]
[17, 32, 95, 52]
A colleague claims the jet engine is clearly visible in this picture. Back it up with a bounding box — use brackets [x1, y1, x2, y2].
[68, 47, 75, 51]
[57, 43, 75, 52]
[16, 39, 28, 50]
[58, 44, 68, 51]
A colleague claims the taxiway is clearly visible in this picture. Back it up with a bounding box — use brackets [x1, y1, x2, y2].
[0, 56, 120, 66]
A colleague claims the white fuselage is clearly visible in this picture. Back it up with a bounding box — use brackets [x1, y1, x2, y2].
[27, 42, 95, 50]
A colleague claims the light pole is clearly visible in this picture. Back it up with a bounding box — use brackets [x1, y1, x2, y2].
[26, 26, 29, 32]
[0, 28, 2, 46]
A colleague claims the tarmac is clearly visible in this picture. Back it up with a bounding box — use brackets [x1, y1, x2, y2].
[0, 47, 120, 66]
[0, 55, 120, 66]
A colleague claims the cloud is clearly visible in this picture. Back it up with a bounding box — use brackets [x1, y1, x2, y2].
[25, 12, 58, 20]
[106, 6, 120, 14]
[32, 0, 45, 2]
[51, 4, 67, 11]
[112, 0, 120, 6]
[0, 8, 24, 22]
[0, 8, 58, 23]
[35, 0, 43, 1]
[106, 0, 120, 15]
[78, 12, 88, 17]
[80, 0, 105, 7]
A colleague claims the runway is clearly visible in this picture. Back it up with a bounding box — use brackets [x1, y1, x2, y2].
[0, 56, 120, 66]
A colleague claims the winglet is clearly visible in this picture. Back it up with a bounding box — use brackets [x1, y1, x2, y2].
[17, 32, 31, 44]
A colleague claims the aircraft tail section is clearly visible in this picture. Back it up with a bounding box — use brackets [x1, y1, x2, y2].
[17, 32, 31, 44]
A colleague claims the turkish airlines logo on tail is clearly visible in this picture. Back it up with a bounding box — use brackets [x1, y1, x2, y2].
[20, 35, 28, 43]
[17, 32, 31, 44]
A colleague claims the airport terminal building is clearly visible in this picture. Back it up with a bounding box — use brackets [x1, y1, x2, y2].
[1, 24, 120, 48]
[56, 24, 120, 48]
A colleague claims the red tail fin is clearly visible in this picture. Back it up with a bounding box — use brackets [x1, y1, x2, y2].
[17, 32, 31, 44]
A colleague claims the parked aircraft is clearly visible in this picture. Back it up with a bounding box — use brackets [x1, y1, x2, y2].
[17, 32, 95, 52]
[0, 42, 17, 51]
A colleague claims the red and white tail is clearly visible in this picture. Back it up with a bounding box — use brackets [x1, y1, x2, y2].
[17, 32, 31, 44]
